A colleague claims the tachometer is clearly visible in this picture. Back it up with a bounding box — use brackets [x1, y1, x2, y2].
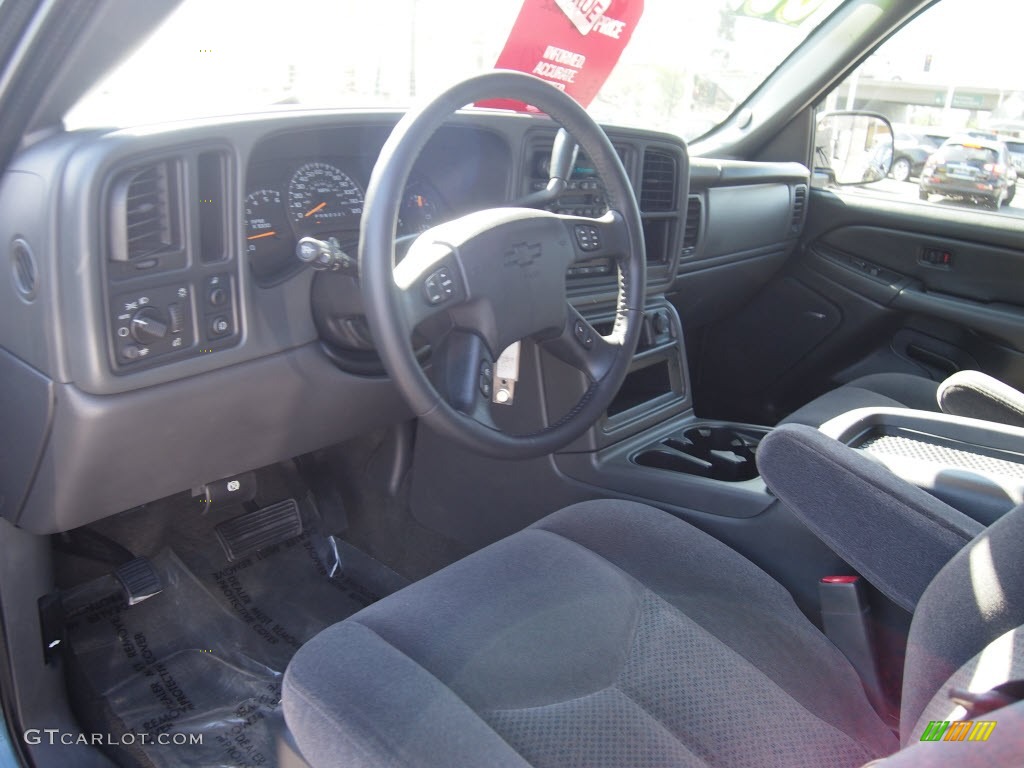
[245, 189, 292, 280]
[287, 162, 364, 225]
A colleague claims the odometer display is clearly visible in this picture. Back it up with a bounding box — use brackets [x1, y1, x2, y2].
[287, 162, 364, 224]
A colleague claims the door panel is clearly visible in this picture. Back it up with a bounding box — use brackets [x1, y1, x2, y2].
[692, 188, 1024, 425]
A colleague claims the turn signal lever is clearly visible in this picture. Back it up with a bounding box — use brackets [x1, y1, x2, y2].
[296, 236, 357, 273]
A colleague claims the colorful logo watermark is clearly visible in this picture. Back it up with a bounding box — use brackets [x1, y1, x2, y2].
[920, 720, 997, 742]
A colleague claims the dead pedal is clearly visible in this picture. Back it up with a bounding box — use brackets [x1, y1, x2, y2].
[215, 499, 302, 561]
[114, 557, 163, 606]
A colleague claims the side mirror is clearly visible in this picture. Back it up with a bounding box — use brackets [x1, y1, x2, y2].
[815, 111, 894, 186]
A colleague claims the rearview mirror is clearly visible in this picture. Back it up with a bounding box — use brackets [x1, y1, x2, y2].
[815, 111, 894, 185]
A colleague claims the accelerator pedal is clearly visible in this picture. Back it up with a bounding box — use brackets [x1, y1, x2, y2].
[215, 499, 302, 562]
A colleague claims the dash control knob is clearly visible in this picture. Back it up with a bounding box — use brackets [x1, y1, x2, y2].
[130, 307, 168, 344]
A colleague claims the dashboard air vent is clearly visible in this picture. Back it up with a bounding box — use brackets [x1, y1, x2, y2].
[790, 184, 808, 235]
[640, 149, 676, 212]
[109, 162, 178, 262]
[681, 195, 702, 257]
[12, 238, 37, 300]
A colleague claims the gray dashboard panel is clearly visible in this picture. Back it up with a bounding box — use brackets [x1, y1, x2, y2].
[17, 343, 410, 534]
[0, 349, 54, 523]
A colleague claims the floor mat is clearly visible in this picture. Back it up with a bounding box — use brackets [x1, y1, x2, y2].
[63, 496, 408, 767]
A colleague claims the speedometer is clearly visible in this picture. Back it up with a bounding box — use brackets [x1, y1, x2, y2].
[287, 162, 364, 224]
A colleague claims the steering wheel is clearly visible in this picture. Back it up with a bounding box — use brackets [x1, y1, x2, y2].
[359, 71, 646, 459]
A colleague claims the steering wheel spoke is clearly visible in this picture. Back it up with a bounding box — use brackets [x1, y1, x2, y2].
[558, 210, 630, 264]
[539, 305, 618, 383]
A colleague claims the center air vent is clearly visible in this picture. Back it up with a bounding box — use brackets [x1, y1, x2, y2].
[790, 183, 808, 235]
[640, 149, 677, 212]
[109, 161, 179, 263]
[681, 195, 702, 257]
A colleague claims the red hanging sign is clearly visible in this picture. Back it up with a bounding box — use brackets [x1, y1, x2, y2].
[478, 0, 644, 113]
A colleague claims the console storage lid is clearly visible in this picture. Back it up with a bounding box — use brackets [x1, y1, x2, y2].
[819, 407, 1024, 526]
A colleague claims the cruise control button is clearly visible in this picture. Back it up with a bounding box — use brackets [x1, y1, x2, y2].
[573, 319, 595, 349]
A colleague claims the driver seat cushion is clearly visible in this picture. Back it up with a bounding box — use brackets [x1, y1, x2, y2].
[283, 500, 897, 767]
[780, 372, 941, 428]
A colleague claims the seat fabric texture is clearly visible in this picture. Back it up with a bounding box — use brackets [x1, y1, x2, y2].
[781, 373, 940, 428]
[283, 499, 897, 767]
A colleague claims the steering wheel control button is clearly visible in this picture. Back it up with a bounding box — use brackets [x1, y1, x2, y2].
[478, 359, 495, 398]
[574, 224, 601, 252]
[573, 318, 595, 349]
[424, 266, 457, 305]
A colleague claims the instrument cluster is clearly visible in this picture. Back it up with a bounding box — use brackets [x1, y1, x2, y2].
[244, 158, 448, 284]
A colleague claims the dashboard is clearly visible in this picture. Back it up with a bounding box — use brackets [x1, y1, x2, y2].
[0, 108, 807, 534]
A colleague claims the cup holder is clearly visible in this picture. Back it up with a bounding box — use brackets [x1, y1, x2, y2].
[634, 424, 769, 482]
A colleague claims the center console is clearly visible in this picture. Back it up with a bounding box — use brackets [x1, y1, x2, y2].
[553, 299, 779, 520]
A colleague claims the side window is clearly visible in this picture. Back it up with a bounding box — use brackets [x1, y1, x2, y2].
[817, 0, 1021, 217]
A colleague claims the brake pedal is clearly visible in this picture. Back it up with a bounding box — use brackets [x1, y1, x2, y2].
[114, 557, 163, 605]
[215, 499, 302, 561]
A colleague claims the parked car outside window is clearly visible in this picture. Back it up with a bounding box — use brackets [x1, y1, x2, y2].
[919, 136, 1018, 209]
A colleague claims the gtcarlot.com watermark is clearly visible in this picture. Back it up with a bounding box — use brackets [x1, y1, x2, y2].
[24, 729, 202, 747]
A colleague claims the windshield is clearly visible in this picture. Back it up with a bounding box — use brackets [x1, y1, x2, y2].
[941, 144, 999, 165]
[67, 0, 844, 140]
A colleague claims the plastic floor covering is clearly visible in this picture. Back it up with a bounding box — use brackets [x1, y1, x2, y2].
[63, 505, 408, 767]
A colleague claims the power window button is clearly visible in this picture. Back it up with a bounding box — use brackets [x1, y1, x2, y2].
[921, 248, 953, 268]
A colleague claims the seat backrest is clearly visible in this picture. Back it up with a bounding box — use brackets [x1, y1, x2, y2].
[901, 502, 1024, 744]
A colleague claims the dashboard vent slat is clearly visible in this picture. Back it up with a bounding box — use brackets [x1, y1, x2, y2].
[681, 195, 702, 257]
[109, 162, 178, 262]
[640, 149, 677, 212]
[790, 184, 808, 235]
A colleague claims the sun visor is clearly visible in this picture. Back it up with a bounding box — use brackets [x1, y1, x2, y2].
[479, 0, 644, 112]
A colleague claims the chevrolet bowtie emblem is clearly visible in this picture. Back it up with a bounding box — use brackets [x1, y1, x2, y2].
[504, 241, 542, 268]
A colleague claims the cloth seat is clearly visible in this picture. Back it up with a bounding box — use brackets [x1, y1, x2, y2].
[780, 372, 940, 427]
[283, 499, 901, 767]
[284, 485, 1024, 766]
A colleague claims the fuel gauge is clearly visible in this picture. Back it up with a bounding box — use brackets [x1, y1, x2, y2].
[398, 182, 445, 236]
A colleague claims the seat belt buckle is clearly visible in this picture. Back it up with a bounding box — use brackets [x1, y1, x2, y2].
[819, 575, 891, 723]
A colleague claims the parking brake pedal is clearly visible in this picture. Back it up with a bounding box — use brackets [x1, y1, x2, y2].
[114, 557, 163, 605]
[215, 499, 302, 561]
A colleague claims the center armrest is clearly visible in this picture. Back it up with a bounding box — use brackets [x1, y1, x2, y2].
[757, 423, 984, 613]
